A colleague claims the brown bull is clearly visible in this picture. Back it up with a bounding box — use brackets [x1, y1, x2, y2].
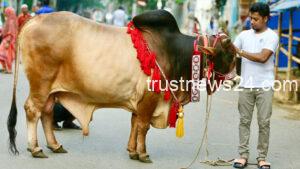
[7, 10, 236, 162]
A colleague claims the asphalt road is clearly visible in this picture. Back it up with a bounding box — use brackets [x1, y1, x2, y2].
[0, 68, 299, 169]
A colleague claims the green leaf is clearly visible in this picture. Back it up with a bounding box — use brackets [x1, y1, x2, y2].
[175, 0, 185, 4]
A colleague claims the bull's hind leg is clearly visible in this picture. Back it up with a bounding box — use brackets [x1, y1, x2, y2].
[127, 113, 138, 160]
[41, 95, 67, 153]
[25, 94, 66, 158]
[24, 96, 48, 158]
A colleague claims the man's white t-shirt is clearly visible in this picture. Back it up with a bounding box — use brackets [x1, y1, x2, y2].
[234, 28, 279, 88]
[113, 9, 127, 27]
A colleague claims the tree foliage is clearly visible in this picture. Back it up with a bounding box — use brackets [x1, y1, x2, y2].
[56, 0, 104, 12]
[215, 0, 227, 15]
[113, 0, 161, 15]
[175, 0, 185, 4]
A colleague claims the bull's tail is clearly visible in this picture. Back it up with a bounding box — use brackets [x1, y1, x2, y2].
[7, 37, 21, 155]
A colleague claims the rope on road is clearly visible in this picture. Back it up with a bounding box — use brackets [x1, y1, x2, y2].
[181, 90, 253, 168]
[181, 94, 212, 169]
[200, 158, 234, 166]
[181, 92, 257, 169]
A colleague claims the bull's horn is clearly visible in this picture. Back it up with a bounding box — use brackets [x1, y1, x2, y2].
[221, 38, 231, 47]
[198, 46, 216, 56]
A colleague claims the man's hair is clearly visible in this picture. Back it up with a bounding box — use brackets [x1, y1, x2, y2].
[41, 0, 50, 6]
[250, 2, 270, 17]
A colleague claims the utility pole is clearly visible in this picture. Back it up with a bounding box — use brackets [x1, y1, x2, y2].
[17, 0, 21, 15]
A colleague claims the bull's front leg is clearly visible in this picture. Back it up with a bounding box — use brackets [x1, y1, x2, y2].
[127, 114, 151, 163]
[131, 93, 158, 163]
[136, 117, 152, 163]
[127, 113, 138, 160]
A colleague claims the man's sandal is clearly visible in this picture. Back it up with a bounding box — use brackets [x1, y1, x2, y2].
[258, 161, 271, 169]
[233, 158, 248, 168]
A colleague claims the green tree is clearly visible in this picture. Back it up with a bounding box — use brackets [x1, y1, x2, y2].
[215, 0, 227, 16]
[175, 0, 185, 4]
[56, 0, 104, 12]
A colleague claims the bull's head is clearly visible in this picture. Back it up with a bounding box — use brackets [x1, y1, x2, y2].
[199, 34, 236, 76]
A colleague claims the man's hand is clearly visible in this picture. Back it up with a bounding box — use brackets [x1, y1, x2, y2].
[234, 46, 242, 58]
[234, 46, 273, 63]
[234, 46, 241, 55]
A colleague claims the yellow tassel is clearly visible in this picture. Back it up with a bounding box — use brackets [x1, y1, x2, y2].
[176, 105, 184, 138]
[176, 117, 184, 138]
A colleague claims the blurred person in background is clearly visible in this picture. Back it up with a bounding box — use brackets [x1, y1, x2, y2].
[31, 5, 40, 17]
[184, 13, 200, 35]
[18, 4, 32, 32]
[53, 103, 81, 130]
[0, 7, 17, 74]
[36, 0, 54, 15]
[92, 8, 104, 23]
[105, 11, 113, 24]
[31, 1, 42, 16]
[113, 6, 127, 27]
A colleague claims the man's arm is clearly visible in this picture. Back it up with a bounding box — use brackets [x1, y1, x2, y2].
[235, 47, 273, 63]
[235, 32, 278, 63]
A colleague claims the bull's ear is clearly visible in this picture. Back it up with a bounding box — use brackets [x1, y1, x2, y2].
[198, 46, 216, 56]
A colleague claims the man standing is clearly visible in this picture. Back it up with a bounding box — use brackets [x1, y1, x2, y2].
[18, 4, 32, 32]
[92, 9, 104, 23]
[113, 6, 127, 27]
[233, 2, 278, 169]
[53, 103, 81, 130]
[35, 0, 54, 15]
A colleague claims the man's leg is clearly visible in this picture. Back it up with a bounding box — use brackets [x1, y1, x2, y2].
[53, 103, 66, 130]
[238, 89, 256, 160]
[60, 105, 81, 130]
[53, 103, 81, 130]
[62, 115, 81, 130]
[255, 89, 273, 162]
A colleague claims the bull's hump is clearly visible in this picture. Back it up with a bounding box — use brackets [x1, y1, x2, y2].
[133, 10, 180, 33]
[38, 11, 77, 18]
[34, 11, 81, 24]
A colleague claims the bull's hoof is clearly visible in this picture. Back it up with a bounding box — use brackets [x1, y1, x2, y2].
[138, 154, 152, 163]
[129, 152, 139, 160]
[47, 145, 68, 153]
[27, 148, 32, 152]
[32, 150, 48, 158]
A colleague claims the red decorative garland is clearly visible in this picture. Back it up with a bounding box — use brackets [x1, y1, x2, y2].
[127, 21, 178, 127]
[169, 101, 179, 127]
[127, 21, 160, 93]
